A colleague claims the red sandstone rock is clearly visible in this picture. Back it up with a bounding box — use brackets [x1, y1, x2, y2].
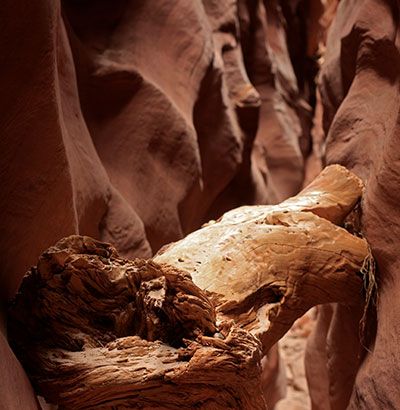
[0, 0, 332, 408]
[238, 0, 313, 203]
[306, 0, 400, 408]
[0, 0, 316, 300]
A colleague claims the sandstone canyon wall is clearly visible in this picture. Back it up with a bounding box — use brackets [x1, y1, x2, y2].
[0, 1, 315, 408]
[306, 0, 400, 408]
[1, 0, 399, 409]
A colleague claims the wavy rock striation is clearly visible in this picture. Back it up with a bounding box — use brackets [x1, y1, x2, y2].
[0, 2, 318, 407]
[306, 1, 400, 409]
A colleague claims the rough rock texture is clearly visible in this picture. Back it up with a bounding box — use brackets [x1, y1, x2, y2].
[275, 310, 316, 410]
[305, 0, 400, 409]
[8, 165, 369, 409]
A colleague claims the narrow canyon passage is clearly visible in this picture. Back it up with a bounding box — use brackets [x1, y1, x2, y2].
[1, 1, 399, 409]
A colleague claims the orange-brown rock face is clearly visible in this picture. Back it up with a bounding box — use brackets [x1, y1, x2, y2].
[1, 2, 317, 406]
[0, 0, 315, 301]
[306, 1, 400, 409]
[238, 0, 311, 203]
[0, 0, 359, 409]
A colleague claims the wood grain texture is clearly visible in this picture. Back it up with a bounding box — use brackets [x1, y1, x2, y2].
[9, 165, 368, 409]
[156, 165, 368, 351]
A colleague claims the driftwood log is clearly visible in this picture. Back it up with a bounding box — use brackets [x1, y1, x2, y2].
[8, 165, 369, 409]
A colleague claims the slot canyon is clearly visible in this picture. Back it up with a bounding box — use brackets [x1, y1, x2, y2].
[1, 0, 399, 409]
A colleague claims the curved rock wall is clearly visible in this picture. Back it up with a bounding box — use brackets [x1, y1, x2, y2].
[8, 0, 400, 408]
[307, 0, 400, 408]
[0, 0, 316, 302]
[0, 0, 317, 408]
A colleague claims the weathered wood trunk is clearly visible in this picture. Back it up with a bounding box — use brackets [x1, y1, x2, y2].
[155, 165, 369, 353]
[8, 165, 369, 409]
